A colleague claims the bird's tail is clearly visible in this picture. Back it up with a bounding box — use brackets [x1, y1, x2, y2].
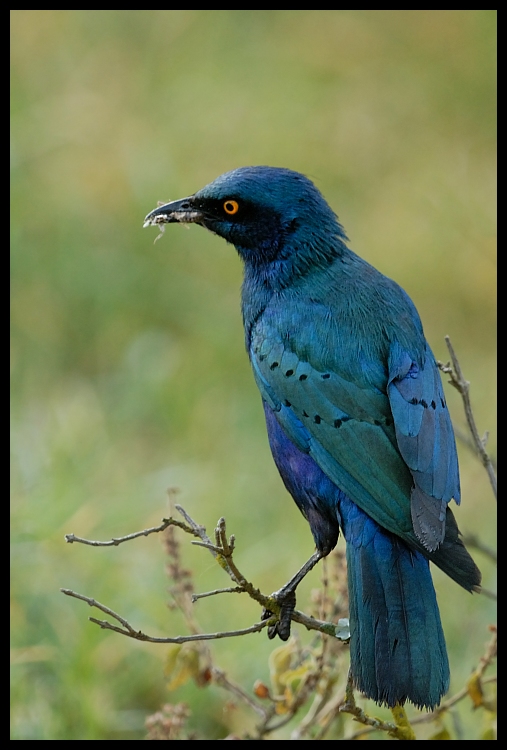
[426, 506, 482, 593]
[341, 499, 449, 709]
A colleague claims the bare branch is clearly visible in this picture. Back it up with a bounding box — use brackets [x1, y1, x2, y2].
[174, 504, 213, 545]
[191, 540, 225, 554]
[438, 336, 497, 500]
[60, 588, 137, 633]
[89, 617, 270, 643]
[192, 587, 246, 602]
[64, 516, 204, 547]
[453, 425, 497, 471]
[339, 672, 415, 740]
[61, 587, 270, 643]
[212, 667, 269, 719]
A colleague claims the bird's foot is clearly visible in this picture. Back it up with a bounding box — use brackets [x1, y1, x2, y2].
[261, 551, 323, 640]
[261, 587, 297, 641]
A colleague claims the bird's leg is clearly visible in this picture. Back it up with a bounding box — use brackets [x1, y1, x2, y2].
[262, 550, 323, 640]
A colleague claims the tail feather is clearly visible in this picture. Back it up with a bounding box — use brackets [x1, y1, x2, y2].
[342, 498, 449, 709]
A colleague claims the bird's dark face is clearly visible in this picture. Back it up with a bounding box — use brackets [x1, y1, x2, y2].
[144, 166, 345, 268]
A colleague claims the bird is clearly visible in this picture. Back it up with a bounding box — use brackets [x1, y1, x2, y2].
[143, 166, 481, 710]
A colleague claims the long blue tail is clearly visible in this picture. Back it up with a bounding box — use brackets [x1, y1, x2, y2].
[340, 497, 449, 709]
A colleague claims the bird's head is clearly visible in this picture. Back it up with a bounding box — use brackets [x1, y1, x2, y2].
[144, 166, 348, 273]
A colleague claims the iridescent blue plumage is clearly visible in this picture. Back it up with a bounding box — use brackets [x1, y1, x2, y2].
[144, 166, 481, 709]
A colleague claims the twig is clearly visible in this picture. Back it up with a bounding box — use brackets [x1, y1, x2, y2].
[64, 516, 203, 547]
[174, 504, 213, 547]
[212, 667, 269, 719]
[60, 588, 270, 643]
[311, 688, 347, 741]
[339, 672, 416, 740]
[60, 588, 138, 632]
[438, 336, 497, 500]
[192, 587, 246, 602]
[454, 425, 497, 471]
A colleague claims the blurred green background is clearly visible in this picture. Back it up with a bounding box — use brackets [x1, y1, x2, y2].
[11, 10, 496, 740]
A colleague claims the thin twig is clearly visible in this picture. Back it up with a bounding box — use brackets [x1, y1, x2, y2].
[174, 504, 213, 545]
[64, 517, 199, 547]
[89, 617, 269, 643]
[453, 425, 498, 471]
[61, 587, 269, 643]
[60, 588, 137, 632]
[212, 667, 269, 719]
[192, 587, 245, 602]
[312, 689, 347, 740]
[438, 336, 497, 500]
[339, 672, 416, 740]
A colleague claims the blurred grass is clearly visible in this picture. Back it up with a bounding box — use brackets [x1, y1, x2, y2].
[11, 10, 496, 739]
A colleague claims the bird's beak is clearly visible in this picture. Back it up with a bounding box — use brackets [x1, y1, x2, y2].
[143, 197, 204, 228]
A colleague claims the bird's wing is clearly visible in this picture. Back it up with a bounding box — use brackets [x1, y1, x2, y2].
[251, 301, 459, 549]
[250, 305, 416, 540]
[387, 341, 460, 550]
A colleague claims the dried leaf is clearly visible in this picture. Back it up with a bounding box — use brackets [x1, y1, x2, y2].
[466, 672, 484, 708]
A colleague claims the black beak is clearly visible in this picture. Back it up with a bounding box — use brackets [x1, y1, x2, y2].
[143, 197, 204, 228]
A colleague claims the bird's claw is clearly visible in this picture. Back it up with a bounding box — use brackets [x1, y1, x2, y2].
[261, 588, 297, 641]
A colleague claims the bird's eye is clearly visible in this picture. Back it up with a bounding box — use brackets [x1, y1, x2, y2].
[223, 200, 239, 215]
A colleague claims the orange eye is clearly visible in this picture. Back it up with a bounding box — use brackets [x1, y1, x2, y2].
[223, 200, 239, 215]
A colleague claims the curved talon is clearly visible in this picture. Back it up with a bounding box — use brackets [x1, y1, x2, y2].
[260, 606, 274, 621]
[260, 606, 279, 640]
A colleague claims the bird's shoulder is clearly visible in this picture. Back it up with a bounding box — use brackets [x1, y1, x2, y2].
[249, 254, 427, 393]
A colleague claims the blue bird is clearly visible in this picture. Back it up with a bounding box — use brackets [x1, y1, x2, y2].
[144, 166, 481, 710]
